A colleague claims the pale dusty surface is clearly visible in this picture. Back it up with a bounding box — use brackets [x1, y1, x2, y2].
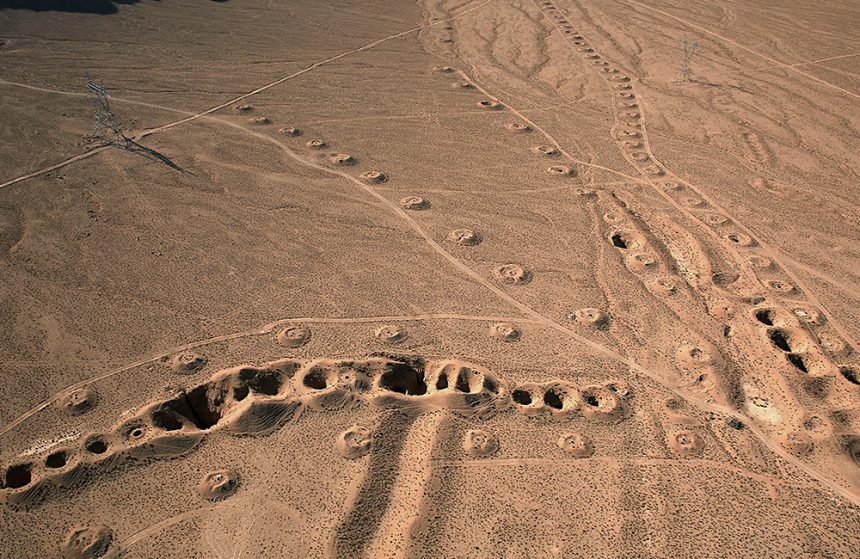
[1, 0, 859, 557]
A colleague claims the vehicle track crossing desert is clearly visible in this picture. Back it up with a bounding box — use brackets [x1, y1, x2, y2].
[0, 0, 859, 557]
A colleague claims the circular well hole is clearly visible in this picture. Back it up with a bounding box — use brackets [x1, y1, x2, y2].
[45, 451, 67, 469]
[4, 464, 32, 489]
[543, 389, 564, 410]
[512, 389, 532, 405]
[85, 438, 109, 455]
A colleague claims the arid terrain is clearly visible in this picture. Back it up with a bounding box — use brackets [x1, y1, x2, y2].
[1, 0, 859, 557]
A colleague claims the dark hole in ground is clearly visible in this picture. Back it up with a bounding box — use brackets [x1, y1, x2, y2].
[156, 381, 231, 431]
[840, 367, 860, 386]
[233, 384, 249, 401]
[45, 451, 67, 469]
[3, 464, 32, 488]
[585, 394, 600, 407]
[543, 389, 564, 410]
[85, 438, 108, 454]
[303, 368, 330, 390]
[610, 233, 628, 249]
[483, 377, 498, 393]
[151, 407, 183, 431]
[768, 329, 792, 352]
[435, 373, 449, 390]
[239, 368, 283, 396]
[181, 383, 228, 429]
[754, 309, 774, 325]
[512, 389, 532, 405]
[379, 362, 427, 396]
[787, 353, 808, 373]
[455, 371, 472, 393]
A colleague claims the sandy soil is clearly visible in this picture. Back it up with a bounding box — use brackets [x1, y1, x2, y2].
[1, 0, 859, 557]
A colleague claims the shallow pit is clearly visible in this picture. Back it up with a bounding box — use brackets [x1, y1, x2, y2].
[768, 329, 793, 352]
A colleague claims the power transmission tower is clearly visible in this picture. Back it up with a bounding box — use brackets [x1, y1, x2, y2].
[676, 38, 701, 82]
[85, 76, 181, 171]
[87, 76, 125, 142]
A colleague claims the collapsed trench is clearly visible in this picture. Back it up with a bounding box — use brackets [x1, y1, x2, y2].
[840, 367, 859, 386]
[611, 232, 628, 249]
[768, 329, 793, 352]
[379, 362, 427, 396]
[755, 309, 774, 326]
[787, 354, 808, 373]
[154, 368, 288, 431]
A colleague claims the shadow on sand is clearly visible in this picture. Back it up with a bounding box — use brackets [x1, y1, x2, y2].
[0, 0, 227, 15]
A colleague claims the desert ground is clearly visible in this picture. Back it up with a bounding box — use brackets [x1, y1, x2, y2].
[0, 0, 859, 557]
